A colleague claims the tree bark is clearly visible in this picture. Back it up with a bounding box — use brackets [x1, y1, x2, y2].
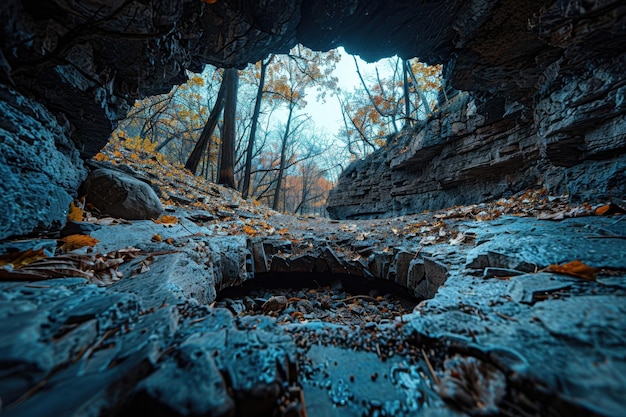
[218, 68, 238, 189]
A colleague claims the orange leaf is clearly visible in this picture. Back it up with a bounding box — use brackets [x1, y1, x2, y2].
[93, 153, 108, 162]
[60, 234, 99, 251]
[67, 202, 84, 222]
[152, 234, 162, 242]
[546, 260, 600, 281]
[595, 203, 624, 216]
[595, 204, 611, 215]
[153, 215, 178, 224]
[242, 225, 257, 236]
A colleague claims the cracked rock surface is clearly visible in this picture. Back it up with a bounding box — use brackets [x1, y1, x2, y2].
[1, 156, 625, 416]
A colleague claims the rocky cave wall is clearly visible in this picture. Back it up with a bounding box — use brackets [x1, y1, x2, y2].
[1, 0, 625, 237]
[327, 0, 626, 219]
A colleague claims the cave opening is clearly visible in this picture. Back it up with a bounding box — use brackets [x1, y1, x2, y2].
[109, 44, 443, 216]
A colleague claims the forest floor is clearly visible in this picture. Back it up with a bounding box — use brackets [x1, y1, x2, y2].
[1, 141, 626, 417]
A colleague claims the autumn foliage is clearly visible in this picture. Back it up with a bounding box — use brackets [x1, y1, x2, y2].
[546, 260, 601, 281]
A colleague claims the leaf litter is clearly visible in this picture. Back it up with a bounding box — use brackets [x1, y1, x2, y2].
[2, 138, 622, 288]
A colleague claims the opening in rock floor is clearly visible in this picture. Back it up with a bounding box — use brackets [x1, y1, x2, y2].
[216, 273, 442, 416]
[216, 273, 418, 327]
[213, 274, 571, 417]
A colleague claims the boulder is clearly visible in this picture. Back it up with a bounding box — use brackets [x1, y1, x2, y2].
[81, 168, 162, 220]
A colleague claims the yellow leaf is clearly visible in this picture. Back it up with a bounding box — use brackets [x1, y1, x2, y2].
[152, 234, 162, 242]
[546, 260, 600, 281]
[67, 202, 84, 222]
[60, 234, 99, 251]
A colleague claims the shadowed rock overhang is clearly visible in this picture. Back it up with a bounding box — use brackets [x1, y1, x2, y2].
[5, 0, 620, 156]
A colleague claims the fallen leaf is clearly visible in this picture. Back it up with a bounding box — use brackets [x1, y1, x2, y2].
[242, 225, 257, 236]
[153, 215, 178, 224]
[59, 234, 99, 251]
[152, 234, 162, 242]
[67, 202, 84, 222]
[449, 233, 466, 245]
[436, 355, 506, 415]
[136, 255, 154, 274]
[113, 247, 142, 261]
[4, 248, 144, 285]
[595, 203, 625, 216]
[0, 248, 48, 269]
[546, 260, 600, 281]
[0, 253, 95, 281]
[536, 211, 565, 220]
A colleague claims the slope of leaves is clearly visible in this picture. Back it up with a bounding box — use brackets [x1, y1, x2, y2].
[95, 137, 268, 218]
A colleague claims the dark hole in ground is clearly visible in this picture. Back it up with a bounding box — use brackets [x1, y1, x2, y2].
[216, 273, 419, 327]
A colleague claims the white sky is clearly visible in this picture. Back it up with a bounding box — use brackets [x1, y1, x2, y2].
[299, 47, 395, 138]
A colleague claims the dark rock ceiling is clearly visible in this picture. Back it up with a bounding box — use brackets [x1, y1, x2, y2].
[4, 0, 613, 157]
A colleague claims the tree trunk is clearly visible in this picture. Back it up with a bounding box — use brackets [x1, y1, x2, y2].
[272, 103, 294, 210]
[295, 174, 309, 215]
[242, 56, 271, 199]
[403, 60, 411, 128]
[218, 68, 238, 189]
[184, 74, 227, 174]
